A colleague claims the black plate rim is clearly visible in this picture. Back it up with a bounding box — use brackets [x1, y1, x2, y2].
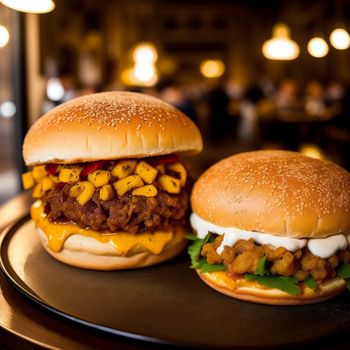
[0, 216, 198, 349]
[1, 216, 350, 349]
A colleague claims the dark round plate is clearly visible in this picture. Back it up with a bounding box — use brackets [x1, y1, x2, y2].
[1, 216, 350, 349]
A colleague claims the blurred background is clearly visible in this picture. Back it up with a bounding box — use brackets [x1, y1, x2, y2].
[1, 0, 350, 203]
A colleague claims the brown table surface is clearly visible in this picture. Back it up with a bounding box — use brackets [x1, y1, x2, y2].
[1, 192, 350, 350]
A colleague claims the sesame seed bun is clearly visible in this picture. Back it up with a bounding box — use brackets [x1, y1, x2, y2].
[23, 91, 202, 166]
[191, 150, 350, 239]
[37, 226, 187, 270]
[197, 270, 346, 305]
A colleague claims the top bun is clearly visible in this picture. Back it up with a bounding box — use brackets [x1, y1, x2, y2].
[23, 91, 202, 165]
[191, 150, 350, 238]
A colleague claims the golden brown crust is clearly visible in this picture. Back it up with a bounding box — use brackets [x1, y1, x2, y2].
[37, 227, 186, 270]
[196, 270, 346, 305]
[191, 150, 350, 238]
[23, 91, 202, 166]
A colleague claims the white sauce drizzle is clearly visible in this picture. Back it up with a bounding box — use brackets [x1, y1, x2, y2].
[307, 235, 348, 259]
[190, 213, 349, 259]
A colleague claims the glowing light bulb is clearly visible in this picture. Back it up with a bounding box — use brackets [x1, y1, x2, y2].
[0, 25, 10, 48]
[307, 37, 329, 58]
[330, 28, 350, 50]
[199, 59, 225, 78]
[262, 23, 300, 60]
[46, 78, 64, 101]
[133, 63, 158, 86]
[1, 0, 55, 13]
[133, 43, 158, 64]
[0, 101, 16, 118]
[299, 144, 324, 159]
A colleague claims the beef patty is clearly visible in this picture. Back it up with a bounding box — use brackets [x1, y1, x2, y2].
[43, 183, 188, 234]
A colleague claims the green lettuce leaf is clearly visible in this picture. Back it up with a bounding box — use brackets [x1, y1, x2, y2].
[244, 274, 301, 295]
[187, 234, 225, 273]
[256, 255, 269, 276]
[187, 234, 210, 268]
[245, 273, 258, 281]
[199, 262, 226, 274]
[304, 276, 317, 289]
[185, 233, 197, 241]
[336, 264, 350, 279]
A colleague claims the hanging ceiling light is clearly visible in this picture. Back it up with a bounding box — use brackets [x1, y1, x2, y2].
[132, 42, 158, 64]
[307, 37, 329, 58]
[199, 59, 225, 78]
[262, 23, 300, 60]
[0, 25, 9, 48]
[131, 42, 159, 87]
[330, 28, 350, 50]
[1, 0, 55, 14]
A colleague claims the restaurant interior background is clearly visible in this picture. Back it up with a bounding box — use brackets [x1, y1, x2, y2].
[1, 0, 350, 204]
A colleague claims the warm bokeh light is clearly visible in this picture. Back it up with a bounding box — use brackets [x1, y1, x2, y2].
[46, 78, 65, 101]
[121, 68, 137, 86]
[199, 59, 225, 78]
[330, 28, 350, 50]
[133, 63, 158, 86]
[307, 37, 329, 58]
[1, 0, 55, 13]
[132, 43, 158, 64]
[262, 23, 300, 60]
[299, 144, 324, 159]
[0, 101, 16, 118]
[0, 25, 10, 48]
[130, 42, 158, 86]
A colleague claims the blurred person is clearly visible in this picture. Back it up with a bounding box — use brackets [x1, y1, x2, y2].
[324, 81, 346, 125]
[238, 85, 263, 147]
[259, 76, 276, 98]
[274, 78, 300, 114]
[325, 81, 346, 104]
[327, 83, 350, 130]
[304, 81, 325, 118]
[160, 85, 198, 125]
[60, 74, 78, 102]
[226, 80, 244, 139]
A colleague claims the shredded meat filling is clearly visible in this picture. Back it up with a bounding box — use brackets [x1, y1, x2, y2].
[201, 236, 350, 282]
[43, 183, 188, 234]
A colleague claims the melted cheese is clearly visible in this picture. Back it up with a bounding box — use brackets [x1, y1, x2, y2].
[31, 200, 176, 255]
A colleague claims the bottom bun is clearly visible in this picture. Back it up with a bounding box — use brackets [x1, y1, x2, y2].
[37, 227, 186, 270]
[196, 270, 346, 305]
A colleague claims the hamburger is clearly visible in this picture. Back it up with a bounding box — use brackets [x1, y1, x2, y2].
[21, 91, 202, 270]
[189, 150, 350, 305]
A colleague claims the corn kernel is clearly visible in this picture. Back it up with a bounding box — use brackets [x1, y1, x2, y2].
[100, 184, 114, 201]
[69, 183, 83, 198]
[167, 162, 187, 187]
[135, 161, 158, 184]
[88, 170, 110, 188]
[76, 181, 95, 205]
[32, 165, 47, 183]
[32, 183, 44, 198]
[22, 172, 35, 190]
[132, 185, 158, 197]
[158, 175, 181, 194]
[59, 167, 81, 183]
[111, 160, 137, 179]
[113, 175, 144, 196]
[51, 176, 59, 183]
[42, 177, 54, 192]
